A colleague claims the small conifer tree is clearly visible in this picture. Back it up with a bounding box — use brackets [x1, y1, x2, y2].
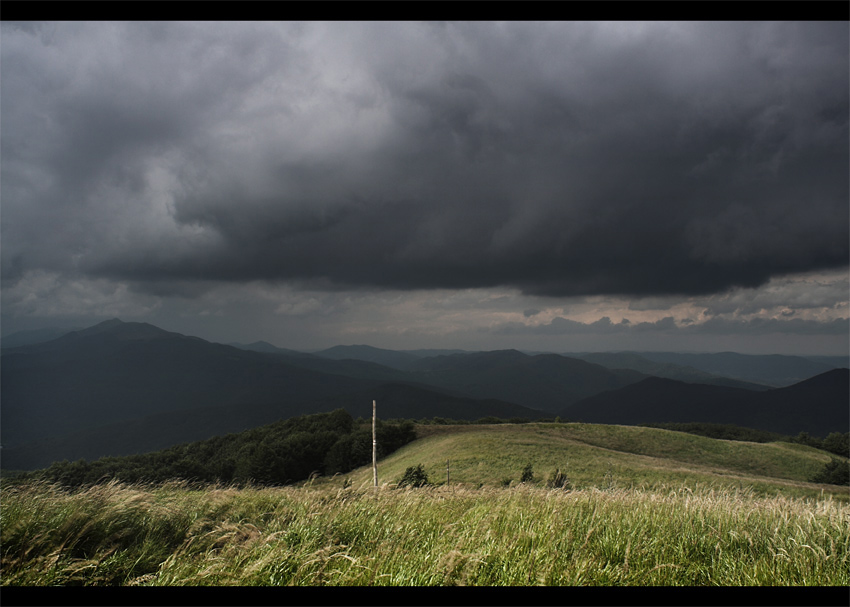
[398, 464, 430, 488]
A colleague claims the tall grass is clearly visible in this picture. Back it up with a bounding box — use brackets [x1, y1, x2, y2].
[3, 480, 848, 586]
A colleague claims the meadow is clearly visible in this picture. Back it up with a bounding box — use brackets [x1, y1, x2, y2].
[2, 480, 848, 587]
[2, 423, 848, 587]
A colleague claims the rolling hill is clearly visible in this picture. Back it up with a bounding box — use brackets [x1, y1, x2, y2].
[341, 422, 846, 499]
[632, 351, 845, 387]
[228, 340, 315, 358]
[568, 351, 770, 390]
[0, 326, 80, 349]
[314, 344, 422, 369]
[399, 349, 648, 412]
[13, 412, 847, 500]
[561, 369, 849, 437]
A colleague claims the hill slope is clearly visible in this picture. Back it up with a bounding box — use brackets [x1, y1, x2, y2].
[0, 327, 79, 349]
[0, 384, 545, 471]
[402, 350, 648, 412]
[1, 320, 382, 448]
[228, 341, 313, 358]
[634, 351, 843, 387]
[303, 348, 653, 411]
[568, 351, 769, 390]
[560, 369, 849, 437]
[314, 344, 422, 370]
[344, 422, 846, 499]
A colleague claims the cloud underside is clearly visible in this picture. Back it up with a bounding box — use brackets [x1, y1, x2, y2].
[2, 22, 848, 299]
[496, 315, 850, 337]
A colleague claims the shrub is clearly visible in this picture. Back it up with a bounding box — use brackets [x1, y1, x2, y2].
[475, 417, 505, 424]
[792, 431, 827, 451]
[822, 432, 850, 458]
[546, 468, 571, 491]
[398, 464, 430, 488]
[810, 459, 850, 486]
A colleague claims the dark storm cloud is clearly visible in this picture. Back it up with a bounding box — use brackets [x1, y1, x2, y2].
[3, 22, 848, 298]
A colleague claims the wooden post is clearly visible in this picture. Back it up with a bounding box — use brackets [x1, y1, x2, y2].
[372, 400, 377, 489]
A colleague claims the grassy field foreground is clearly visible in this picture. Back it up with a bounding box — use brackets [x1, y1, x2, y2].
[2, 479, 848, 586]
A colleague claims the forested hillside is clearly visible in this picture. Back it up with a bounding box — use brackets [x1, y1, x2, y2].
[13, 410, 415, 488]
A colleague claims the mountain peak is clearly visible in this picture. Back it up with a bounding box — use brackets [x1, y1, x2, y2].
[85, 318, 124, 331]
[315, 344, 420, 369]
[62, 319, 177, 343]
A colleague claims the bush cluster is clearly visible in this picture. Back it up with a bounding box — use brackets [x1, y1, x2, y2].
[397, 464, 430, 488]
[810, 459, 850, 486]
[791, 432, 849, 458]
[546, 468, 571, 491]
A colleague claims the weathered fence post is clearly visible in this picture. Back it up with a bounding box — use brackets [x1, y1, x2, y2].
[372, 400, 378, 489]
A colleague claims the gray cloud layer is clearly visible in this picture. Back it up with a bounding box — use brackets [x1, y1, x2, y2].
[496, 315, 850, 338]
[3, 22, 848, 299]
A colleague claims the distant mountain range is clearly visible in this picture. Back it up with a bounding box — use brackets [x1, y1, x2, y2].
[2, 319, 847, 470]
[313, 344, 423, 369]
[0, 326, 84, 348]
[561, 369, 849, 438]
[1, 321, 541, 469]
[398, 349, 650, 411]
[624, 351, 846, 387]
[6, 324, 843, 386]
[567, 352, 769, 390]
[228, 340, 315, 358]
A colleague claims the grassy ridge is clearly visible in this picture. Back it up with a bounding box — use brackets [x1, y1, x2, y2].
[347, 423, 844, 500]
[2, 481, 847, 586]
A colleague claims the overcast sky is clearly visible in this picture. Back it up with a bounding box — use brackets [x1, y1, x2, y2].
[2, 21, 848, 355]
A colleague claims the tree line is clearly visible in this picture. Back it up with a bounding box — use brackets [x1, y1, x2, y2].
[639, 423, 849, 457]
[8, 415, 847, 488]
[13, 409, 415, 488]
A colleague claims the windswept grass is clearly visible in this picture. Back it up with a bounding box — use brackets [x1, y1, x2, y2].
[2, 480, 848, 586]
[3, 423, 847, 586]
